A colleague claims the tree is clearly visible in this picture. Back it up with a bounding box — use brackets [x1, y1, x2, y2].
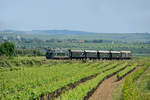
[0, 42, 16, 57]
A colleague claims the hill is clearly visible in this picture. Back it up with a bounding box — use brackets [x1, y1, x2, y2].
[1, 30, 150, 43]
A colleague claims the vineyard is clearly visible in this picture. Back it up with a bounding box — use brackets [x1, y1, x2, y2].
[0, 57, 150, 100]
[1, 1, 150, 100]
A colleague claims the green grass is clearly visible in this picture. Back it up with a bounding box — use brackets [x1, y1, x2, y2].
[113, 58, 150, 100]
[112, 83, 124, 100]
[136, 67, 150, 98]
[122, 62, 150, 100]
[117, 63, 137, 80]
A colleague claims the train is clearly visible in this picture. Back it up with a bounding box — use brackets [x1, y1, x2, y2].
[46, 48, 132, 60]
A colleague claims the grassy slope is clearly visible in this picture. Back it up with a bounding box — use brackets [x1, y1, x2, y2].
[136, 67, 150, 96]
[113, 57, 150, 100]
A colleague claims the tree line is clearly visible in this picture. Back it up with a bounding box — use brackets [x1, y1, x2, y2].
[0, 42, 44, 57]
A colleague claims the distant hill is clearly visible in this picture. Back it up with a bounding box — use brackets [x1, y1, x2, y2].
[1, 29, 149, 35]
[0, 29, 93, 35]
[1, 29, 150, 43]
[31, 30, 93, 35]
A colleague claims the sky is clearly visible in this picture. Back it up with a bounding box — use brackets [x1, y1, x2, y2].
[0, 0, 150, 33]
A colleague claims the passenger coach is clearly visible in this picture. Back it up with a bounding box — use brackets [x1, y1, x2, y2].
[46, 48, 131, 59]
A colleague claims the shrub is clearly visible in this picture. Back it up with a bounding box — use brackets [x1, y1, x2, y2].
[0, 42, 16, 57]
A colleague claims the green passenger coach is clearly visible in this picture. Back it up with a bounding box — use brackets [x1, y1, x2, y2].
[46, 48, 132, 60]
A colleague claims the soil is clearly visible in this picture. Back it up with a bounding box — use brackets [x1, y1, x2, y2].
[89, 67, 138, 100]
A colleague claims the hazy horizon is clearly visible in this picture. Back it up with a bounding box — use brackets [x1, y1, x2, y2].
[0, 0, 150, 33]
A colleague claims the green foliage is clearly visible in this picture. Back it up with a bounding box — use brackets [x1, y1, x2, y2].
[0, 56, 46, 67]
[59, 62, 128, 100]
[117, 63, 137, 80]
[0, 42, 16, 57]
[135, 67, 150, 100]
[0, 60, 12, 67]
[123, 76, 139, 100]
[0, 67, 21, 72]
[123, 63, 150, 100]
[16, 49, 44, 56]
[0, 57, 149, 100]
[0, 61, 112, 99]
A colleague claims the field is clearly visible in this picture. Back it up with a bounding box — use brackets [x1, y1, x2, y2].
[1, 31, 150, 56]
[16, 42, 150, 55]
[0, 57, 150, 100]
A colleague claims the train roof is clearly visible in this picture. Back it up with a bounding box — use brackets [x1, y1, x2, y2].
[85, 50, 97, 53]
[98, 51, 110, 53]
[49, 49, 131, 53]
[54, 49, 69, 53]
[70, 50, 84, 52]
[111, 51, 120, 53]
[120, 51, 131, 53]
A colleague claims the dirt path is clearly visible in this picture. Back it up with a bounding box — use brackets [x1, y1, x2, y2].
[89, 67, 139, 100]
[88, 75, 121, 100]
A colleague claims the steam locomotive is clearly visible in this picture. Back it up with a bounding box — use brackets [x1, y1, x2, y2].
[46, 48, 131, 59]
